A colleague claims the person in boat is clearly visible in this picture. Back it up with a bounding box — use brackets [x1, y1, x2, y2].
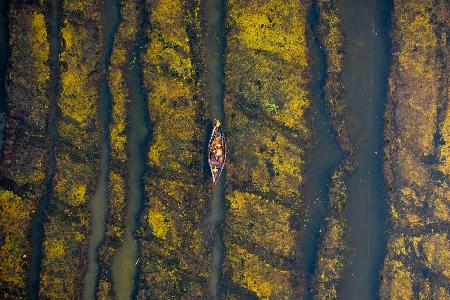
[212, 165, 218, 175]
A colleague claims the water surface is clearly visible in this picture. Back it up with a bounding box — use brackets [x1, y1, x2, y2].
[111, 8, 149, 298]
[82, 0, 119, 298]
[301, 1, 343, 297]
[338, 0, 391, 298]
[203, 0, 226, 298]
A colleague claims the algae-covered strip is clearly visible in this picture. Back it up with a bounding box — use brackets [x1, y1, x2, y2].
[136, 0, 210, 298]
[314, 0, 349, 152]
[96, 1, 136, 298]
[313, 167, 348, 299]
[434, 1, 450, 179]
[223, 0, 310, 298]
[0, 3, 49, 298]
[381, 1, 450, 299]
[309, 1, 349, 298]
[39, 1, 102, 299]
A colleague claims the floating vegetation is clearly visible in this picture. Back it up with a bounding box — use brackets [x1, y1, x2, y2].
[0, 0, 447, 299]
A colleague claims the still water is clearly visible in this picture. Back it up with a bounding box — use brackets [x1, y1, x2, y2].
[338, 0, 391, 299]
[111, 5, 149, 299]
[301, 1, 344, 298]
[203, 0, 226, 299]
[82, 0, 119, 299]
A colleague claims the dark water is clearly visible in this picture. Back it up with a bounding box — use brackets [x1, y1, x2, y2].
[203, 0, 226, 298]
[0, 0, 7, 155]
[28, 1, 60, 298]
[338, 0, 391, 299]
[82, 0, 119, 299]
[111, 4, 149, 299]
[301, 1, 344, 298]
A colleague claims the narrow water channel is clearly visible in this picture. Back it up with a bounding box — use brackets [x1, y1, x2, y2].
[203, 0, 226, 298]
[28, 1, 60, 298]
[0, 0, 8, 154]
[111, 5, 149, 299]
[302, 1, 343, 298]
[82, 0, 119, 299]
[338, 0, 391, 298]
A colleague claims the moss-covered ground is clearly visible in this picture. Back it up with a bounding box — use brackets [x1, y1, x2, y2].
[0, 3, 49, 298]
[381, 1, 450, 299]
[222, 0, 311, 298]
[39, 1, 102, 298]
[136, 0, 211, 298]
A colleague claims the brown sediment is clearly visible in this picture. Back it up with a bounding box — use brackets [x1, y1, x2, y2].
[0, 0, 7, 152]
[380, 1, 450, 299]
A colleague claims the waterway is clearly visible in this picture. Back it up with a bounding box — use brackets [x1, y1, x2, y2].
[111, 3, 149, 299]
[0, 0, 7, 154]
[301, 1, 344, 297]
[203, 0, 226, 298]
[28, 1, 60, 298]
[338, 0, 391, 298]
[82, 0, 119, 299]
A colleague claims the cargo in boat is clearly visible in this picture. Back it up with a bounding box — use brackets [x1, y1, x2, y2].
[208, 119, 226, 184]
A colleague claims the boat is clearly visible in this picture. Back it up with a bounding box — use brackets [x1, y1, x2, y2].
[208, 119, 226, 184]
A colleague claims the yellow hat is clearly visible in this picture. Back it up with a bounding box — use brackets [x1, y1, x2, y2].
[215, 120, 221, 127]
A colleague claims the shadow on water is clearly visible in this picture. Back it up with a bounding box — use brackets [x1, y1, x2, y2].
[111, 2, 149, 299]
[338, 0, 391, 299]
[82, 0, 119, 299]
[203, 0, 226, 299]
[28, 1, 60, 298]
[0, 0, 8, 155]
[302, 1, 343, 298]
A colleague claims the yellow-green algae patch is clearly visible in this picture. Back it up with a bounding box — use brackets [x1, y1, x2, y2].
[228, 244, 292, 299]
[136, 0, 210, 298]
[223, 0, 311, 298]
[313, 168, 347, 300]
[227, 191, 295, 257]
[0, 3, 49, 297]
[381, 1, 450, 299]
[39, 1, 101, 299]
[0, 190, 33, 291]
